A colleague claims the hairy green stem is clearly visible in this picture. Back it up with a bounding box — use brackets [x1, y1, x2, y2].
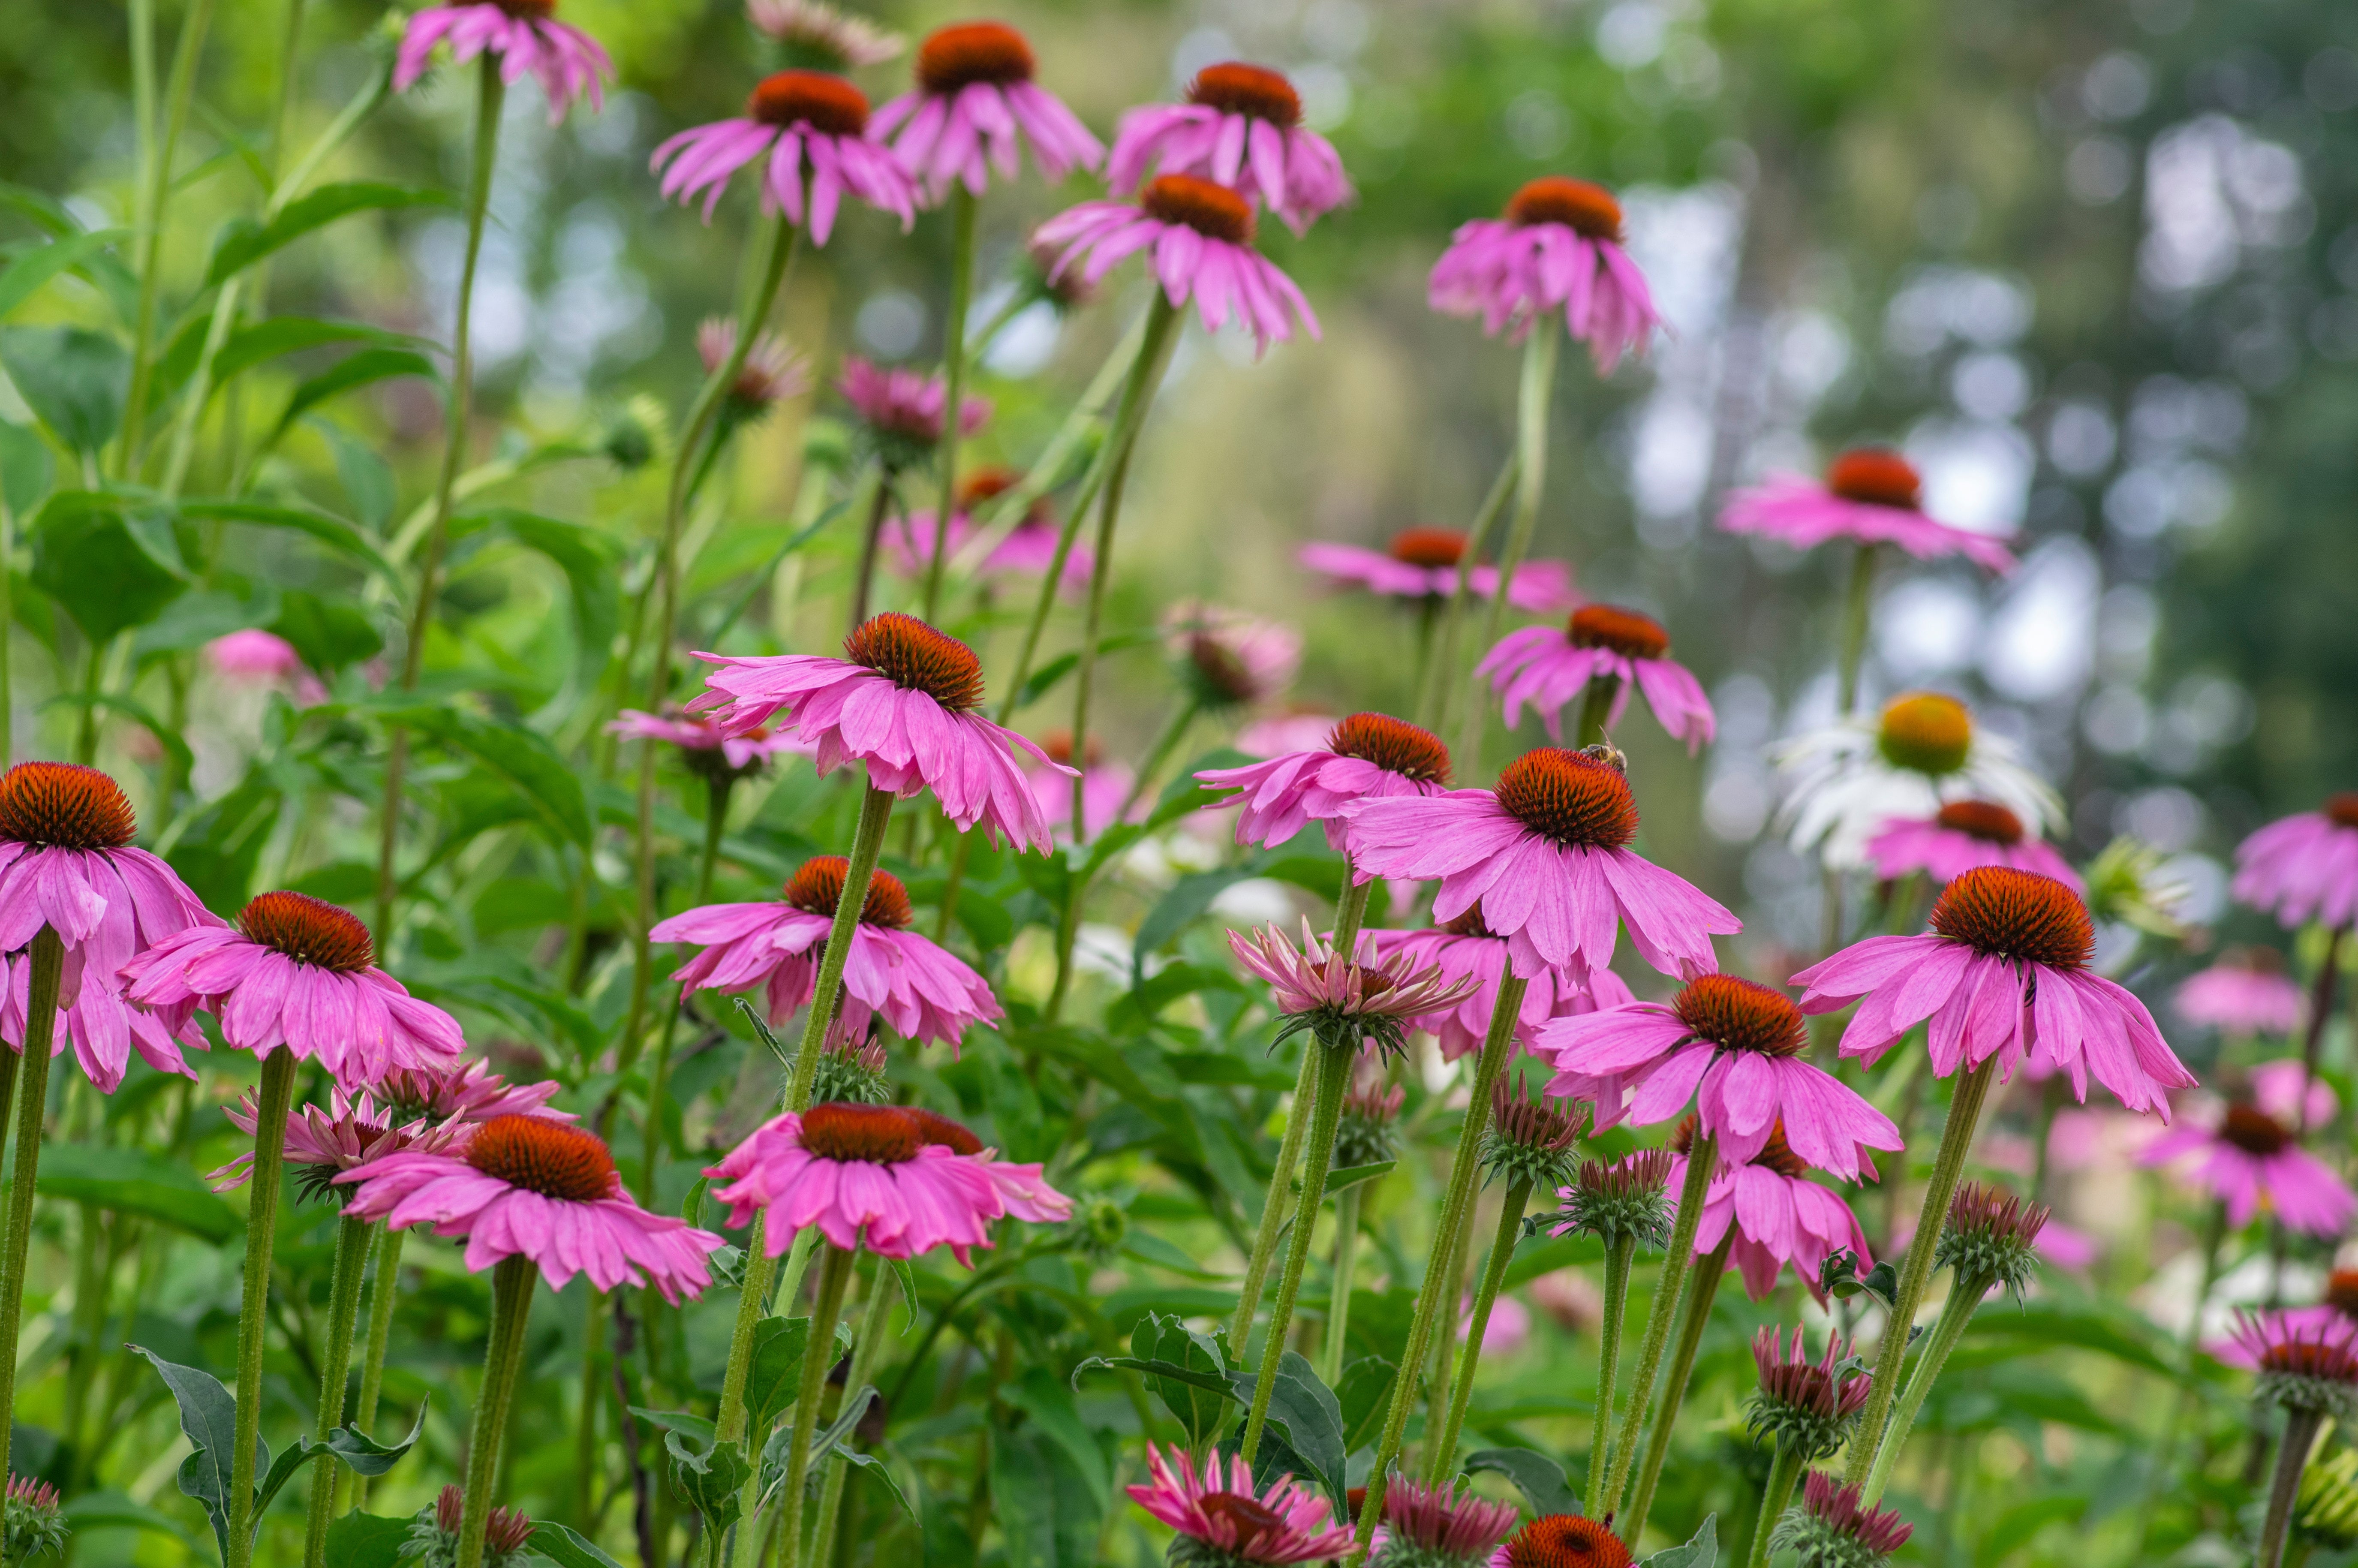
[921, 188, 979, 620]
[345, 1224, 405, 1513]
[1843, 1056, 1996, 1488]
[0, 928, 60, 1478]
[1861, 1267, 1991, 1506]
[1320, 1186, 1364, 1389]
[575, 1286, 605, 1528]
[714, 1217, 782, 1450]
[225, 1048, 297, 1568]
[786, 784, 895, 1108]
[1455, 332, 1557, 776]
[1427, 1176, 1534, 1481]
[302, 1213, 373, 1567]
[456, 1255, 538, 1568]
[1584, 1234, 1636, 1516]
[1419, 455, 1518, 735]
[1348, 972, 1528, 1563]
[1242, 1040, 1351, 1463]
[809, 1259, 900, 1568]
[1625, 1235, 1732, 1542]
[1836, 542, 1879, 715]
[1745, 1444, 1805, 1568]
[775, 1244, 855, 1568]
[847, 468, 895, 635]
[1602, 1135, 1716, 1517]
[2260, 1406, 2324, 1568]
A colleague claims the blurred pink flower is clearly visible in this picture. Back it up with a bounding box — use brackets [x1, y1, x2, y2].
[1034, 175, 1319, 353]
[871, 22, 1103, 201]
[2140, 1099, 2357, 1237]
[1107, 63, 1351, 235]
[650, 70, 917, 240]
[1297, 528, 1576, 612]
[609, 710, 811, 775]
[1864, 799, 2081, 891]
[1718, 448, 2017, 572]
[2176, 950, 2304, 1037]
[2233, 797, 2358, 930]
[1429, 176, 1661, 370]
[1020, 732, 1135, 844]
[1164, 600, 1302, 711]
[205, 629, 327, 705]
[394, 0, 614, 123]
[1461, 1292, 1531, 1357]
[696, 317, 810, 408]
[836, 356, 991, 454]
[1478, 604, 1715, 753]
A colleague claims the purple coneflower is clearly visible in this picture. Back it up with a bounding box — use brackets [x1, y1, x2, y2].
[609, 710, 809, 781]
[1124, 1444, 1354, 1563]
[1479, 604, 1715, 753]
[1864, 798, 2081, 891]
[1226, 921, 1482, 1060]
[650, 69, 918, 239]
[1369, 1478, 1520, 1568]
[1429, 176, 1661, 371]
[1490, 1514, 1632, 1568]
[1299, 527, 1577, 612]
[1107, 63, 1352, 235]
[1768, 1472, 1913, 1568]
[1719, 448, 2017, 573]
[2175, 948, 2304, 1037]
[1199, 712, 1450, 853]
[394, 0, 614, 123]
[2234, 795, 2358, 931]
[2139, 1098, 2356, 1238]
[872, 22, 1103, 201]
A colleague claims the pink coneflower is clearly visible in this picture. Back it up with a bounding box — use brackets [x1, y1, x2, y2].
[697, 317, 811, 412]
[2139, 1100, 2356, 1237]
[1226, 920, 1483, 1059]
[707, 1102, 1017, 1263]
[122, 891, 466, 1086]
[0, 763, 217, 1092]
[871, 22, 1103, 201]
[1538, 974, 1898, 1180]
[1769, 1472, 1913, 1566]
[1371, 1478, 1521, 1568]
[2234, 796, 2358, 931]
[1107, 63, 1351, 235]
[205, 629, 328, 706]
[692, 612, 1074, 850]
[609, 710, 809, 780]
[1793, 866, 2196, 1114]
[651, 855, 1000, 1050]
[1491, 1514, 1633, 1568]
[1198, 712, 1451, 852]
[1235, 709, 1342, 760]
[369, 1056, 571, 1125]
[2253, 1058, 2337, 1133]
[1033, 174, 1320, 353]
[1675, 1118, 1875, 1302]
[884, 469, 1091, 593]
[1864, 799, 2081, 891]
[1125, 1444, 1354, 1563]
[836, 356, 992, 468]
[1429, 176, 1662, 372]
[208, 1087, 463, 1198]
[1368, 903, 1636, 1062]
[1344, 746, 1740, 988]
[2176, 948, 2304, 1037]
[650, 69, 919, 239]
[1297, 528, 1578, 613]
[1478, 605, 1715, 753]
[394, 0, 614, 123]
[1164, 600, 1302, 712]
[1022, 732, 1134, 843]
[1748, 1326, 1873, 1458]
[2229, 1308, 2358, 1412]
[745, 0, 903, 71]
[1718, 448, 2017, 573]
[903, 1107, 1074, 1225]
[337, 1116, 723, 1300]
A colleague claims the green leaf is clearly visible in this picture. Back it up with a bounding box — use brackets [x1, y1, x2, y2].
[460, 508, 622, 690]
[129, 1345, 252, 1564]
[31, 1142, 241, 1242]
[204, 181, 457, 288]
[1072, 1312, 1234, 1451]
[0, 325, 129, 453]
[268, 347, 438, 444]
[0, 229, 129, 322]
[988, 1420, 1102, 1568]
[132, 582, 285, 656]
[1500, 1232, 1604, 1291]
[663, 1427, 752, 1541]
[1334, 1356, 1394, 1454]
[250, 1406, 426, 1524]
[36, 690, 195, 782]
[61, 1488, 198, 1548]
[164, 770, 282, 912]
[1223, 1352, 1346, 1506]
[392, 707, 593, 846]
[195, 316, 427, 398]
[0, 417, 53, 517]
[176, 498, 403, 586]
[526, 1521, 630, 1568]
[1961, 1299, 2173, 1375]
[1637, 1513, 1717, 1567]
[1313, 1161, 1396, 1197]
[743, 1315, 855, 1436]
[270, 587, 382, 673]
[320, 1511, 410, 1568]
[1014, 652, 1078, 711]
[1464, 1447, 1581, 1519]
[1974, 1494, 2084, 1565]
[1131, 871, 1250, 979]
[1001, 1368, 1111, 1507]
[27, 490, 186, 641]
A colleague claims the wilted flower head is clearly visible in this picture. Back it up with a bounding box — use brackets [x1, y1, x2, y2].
[406, 1483, 535, 1568]
[837, 356, 992, 469]
[1933, 1180, 2048, 1301]
[1165, 600, 1302, 710]
[1, 1475, 65, 1564]
[1551, 1148, 1675, 1250]
[698, 317, 811, 412]
[2298, 1445, 2358, 1552]
[1227, 921, 1482, 1059]
[210, 1086, 465, 1201]
[1369, 1478, 1520, 1568]
[1125, 1444, 1353, 1564]
[1747, 1327, 1871, 1459]
[745, 0, 903, 70]
[1495, 1514, 1631, 1568]
[1768, 1472, 1913, 1568]
[370, 1057, 571, 1126]
[1333, 1074, 1407, 1169]
[2231, 1309, 2358, 1416]
[1481, 1074, 1583, 1192]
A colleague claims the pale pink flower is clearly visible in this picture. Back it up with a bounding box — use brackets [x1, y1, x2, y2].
[881, 510, 1090, 594]
[1235, 710, 1341, 758]
[1459, 1294, 1531, 1358]
[1478, 604, 1714, 753]
[1792, 866, 2196, 1116]
[1299, 529, 1577, 613]
[2254, 1059, 2338, 1132]
[1164, 600, 1302, 711]
[609, 710, 811, 776]
[836, 356, 992, 457]
[337, 1117, 723, 1300]
[1020, 733, 1134, 844]
[650, 856, 999, 1050]
[1538, 974, 1898, 1181]
[691, 612, 1074, 850]
[1343, 746, 1740, 989]
[707, 1102, 1025, 1263]
[901, 1107, 1073, 1224]
[0, 763, 218, 1092]
[208, 1087, 465, 1196]
[1107, 63, 1351, 235]
[696, 317, 811, 409]
[1864, 800, 2081, 891]
[368, 1057, 572, 1125]
[1124, 1444, 1353, 1563]
[1198, 712, 1451, 853]
[1226, 920, 1483, 1057]
[2234, 796, 2358, 931]
[744, 0, 902, 70]
[871, 22, 1103, 202]
[394, 0, 614, 123]
[1033, 175, 1319, 353]
[205, 629, 328, 706]
[1429, 176, 1662, 371]
[1671, 1119, 1874, 1302]
[2176, 950, 2304, 1037]
[1718, 448, 2017, 572]
[1366, 906, 1635, 1062]
[650, 70, 918, 240]
[122, 891, 465, 1086]
[2140, 1099, 2356, 1237]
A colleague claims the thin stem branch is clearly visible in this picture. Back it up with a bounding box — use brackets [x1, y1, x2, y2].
[345, 1223, 404, 1513]
[1242, 1039, 1350, 1463]
[0, 927, 62, 1477]
[225, 1047, 298, 1568]
[1320, 1185, 1363, 1390]
[1861, 1267, 1989, 1506]
[456, 1255, 538, 1568]
[1837, 542, 1879, 716]
[302, 1212, 373, 1568]
[1453, 332, 1556, 777]
[1427, 1176, 1534, 1480]
[1602, 1135, 1715, 1517]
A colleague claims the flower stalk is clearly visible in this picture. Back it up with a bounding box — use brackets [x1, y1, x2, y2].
[0, 927, 64, 1475]
[117, 0, 220, 481]
[1837, 542, 1879, 715]
[1320, 1184, 1364, 1389]
[301, 1211, 373, 1568]
[1419, 454, 1517, 735]
[1858, 1270, 1978, 1507]
[455, 1255, 538, 1568]
[344, 1223, 406, 1513]
[1744, 1444, 1805, 1568]
[1426, 1175, 1535, 1479]
[807, 1261, 898, 1568]
[921, 187, 980, 622]
[1624, 1234, 1733, 1541]
[1585, 1233, 1636, 1516]
[774, 1242, 857, 1568]
[1601, 1134, 1717, 1517]
[1241, 1037, 1352, 1463]
[1574, 676, 1620, 748]
[1455, 330, 1557, 774]
[2262, 1408, 2327, 1568]
[224, 1048, 297, 1568]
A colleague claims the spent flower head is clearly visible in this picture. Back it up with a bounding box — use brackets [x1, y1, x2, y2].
[1552, 1148, 1674, 1250]
[2231, 1309, 2358, 1417]
[405, 1484, 535, 1568]
[1747, 1327, 1871, 1459]
[1368, 1478, 1520, 1568]
[1767, 1471, 1913, 1568]
[1227, 921, 1481, 1060]
[1333, 1076, 1406, 1170]
[1481, 1074, 1584, 1193]
[1, 1475, 65, 1563]
[1933, 1180, 2049, 1302]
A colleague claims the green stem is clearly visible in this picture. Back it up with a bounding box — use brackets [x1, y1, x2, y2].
[1574, 676, 1620, 749]
[1427, 1176, 1534, 1481]
[1837, 542, 1879, 716]
[575, 1286, 605, 1528]
[1419, 454, 1518, 736]
[2299, 927, 2343, 1094]
[345, 1223, 405, 1513]
[456, 1255, 538, 1568]
[714, 1215, 782, 1449]
[117, 0, 219, 480]
[302, 1213, 372, 1568]
[1584, 1235, 1635, 1516]
[1111, 699, 1198, 831]
[786, 784, 895, 1109]
[73, 638, 102, 765]
[0, 492, 12, 770]
[1320, 1185, 1363, 1390]
[2259, 1406, 2324, 1568]
[1347, 972, 1528, 1562]
[847, 467, 895, 634]
[1745, 1444, 1805, 1568]
[641, 774, 733, 1196]
[0, 927, 58, 1480]
[1861, 1267, 1989, 1507]
[1602, 1135, 1716, 1517]
[1842, 1056, 1997, 1488]
[808, 1260, 899, 1568]
[1423, 1196, 1475, 1467]
[775, 1245, 856, 1568]
[1455, 333, 1556, 776]
[1625, 1234, 1732, 1543]
[224, 1047, 298, 1568]
[1241, 1040, 1351, 1463]
[375, 57, 505, 946]
[922, 188, 979, 622]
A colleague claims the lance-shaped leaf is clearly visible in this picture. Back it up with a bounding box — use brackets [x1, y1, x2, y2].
[204, 182, 456, 287]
